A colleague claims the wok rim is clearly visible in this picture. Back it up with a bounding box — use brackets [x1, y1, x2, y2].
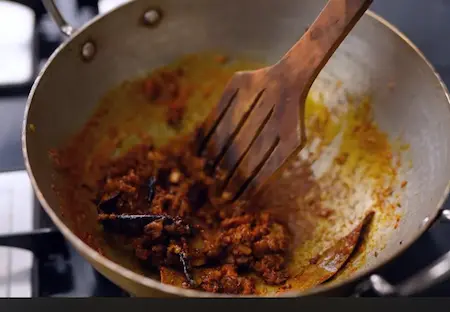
[22, 2, 450, 298]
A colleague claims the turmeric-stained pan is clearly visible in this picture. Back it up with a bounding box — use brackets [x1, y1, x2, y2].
[49, 54, 402, 295]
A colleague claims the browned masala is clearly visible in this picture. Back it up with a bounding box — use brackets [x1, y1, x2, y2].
[92, 137, 292, 294]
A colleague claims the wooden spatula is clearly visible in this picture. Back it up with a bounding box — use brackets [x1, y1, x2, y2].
[198, 0, 373, 203]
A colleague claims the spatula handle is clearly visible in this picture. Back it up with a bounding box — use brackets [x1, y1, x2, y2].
[278, 0, 372, 91]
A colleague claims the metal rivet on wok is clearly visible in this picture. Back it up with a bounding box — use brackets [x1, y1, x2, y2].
[81, 41, 96, 61]
[143, 9, 161, 26]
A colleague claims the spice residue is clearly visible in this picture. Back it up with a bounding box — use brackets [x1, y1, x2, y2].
[49, 52, 409, 296]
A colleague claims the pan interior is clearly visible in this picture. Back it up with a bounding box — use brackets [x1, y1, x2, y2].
[24, 0, 450, 296]
[46, 52, 406, 293]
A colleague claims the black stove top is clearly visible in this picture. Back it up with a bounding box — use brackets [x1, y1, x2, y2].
[33, 200, 128, 297]
[2, 0, 450, 297]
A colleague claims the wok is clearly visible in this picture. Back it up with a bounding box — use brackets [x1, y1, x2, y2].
[22, 0, 450, 297]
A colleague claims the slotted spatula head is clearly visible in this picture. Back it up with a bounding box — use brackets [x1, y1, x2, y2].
[197, 0, 373, 203]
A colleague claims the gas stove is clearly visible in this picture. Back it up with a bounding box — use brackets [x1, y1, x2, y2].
[0, 0, 450, 297]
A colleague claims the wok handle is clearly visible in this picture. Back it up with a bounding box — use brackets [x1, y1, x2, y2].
[354, 208, 450, 297]
[42, 0, 74, 37]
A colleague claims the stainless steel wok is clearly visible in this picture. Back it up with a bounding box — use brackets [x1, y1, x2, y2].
[22, 0, 450, 297]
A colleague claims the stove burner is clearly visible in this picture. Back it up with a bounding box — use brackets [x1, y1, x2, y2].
[33, 202, 129, 297]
